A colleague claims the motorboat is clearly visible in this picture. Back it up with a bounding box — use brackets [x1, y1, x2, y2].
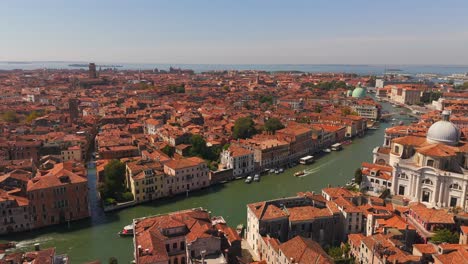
[322, 148, 331, 153]
[278, 168, 284, 173]
[245, 176, 253, 183]
[118, 225, 134, 236]
[253, 174, 260, 182]
[294, 170, 305, 177]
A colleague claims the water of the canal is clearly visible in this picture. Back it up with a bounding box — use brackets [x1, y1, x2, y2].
[2, 100, 416, 263]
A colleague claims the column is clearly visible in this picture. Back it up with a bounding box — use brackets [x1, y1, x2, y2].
[433, 178, 440, 206]
[438, 178, 445, 207]
[462, 182, 467, 210]
[415, 174, 422, 202]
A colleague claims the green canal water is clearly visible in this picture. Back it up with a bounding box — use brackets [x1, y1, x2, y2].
[2, 101, 414, 263]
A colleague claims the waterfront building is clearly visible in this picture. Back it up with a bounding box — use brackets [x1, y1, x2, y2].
[350, 100, 381, 120]
[133, 208, 240, 264]
[126, 158, 165, 203]
[219, 145, 254, 177]
[375, 111, 468, 210]
[0, 190, 30, 234]
[276, 125, 314, 162]
[245, 193, 342, 257]
[0, 246, 70, 263]
[239, 138, 289, 170]
[27, 162, 89, 229]
[163, 157, 210, 196]
[389, 85, 422, 105]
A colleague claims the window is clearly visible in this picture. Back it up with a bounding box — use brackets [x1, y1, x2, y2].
[426, 159, 434, 167]
[422, 191, 431, 202]
[450, 197, 458, 207]
[394, 145, 400, 154]
[398, 185, 405, 195]
[450, 183, 462, 190]
[422, 179, 433, 185]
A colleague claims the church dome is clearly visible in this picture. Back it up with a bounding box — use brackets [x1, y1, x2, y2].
[351, 86, 366, 98]
[427, 120, 460, 146]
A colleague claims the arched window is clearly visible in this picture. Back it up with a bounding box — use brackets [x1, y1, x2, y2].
[422, 179, 433, 185]
[449, 183, 462, 190]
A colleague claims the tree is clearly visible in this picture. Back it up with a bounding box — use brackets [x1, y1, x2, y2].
[430, 229, 459, 244]
[264, 118, 285, 133]
[314, 105, 322, 113]
[25, 111, 42, 123]
[259, 95, 274, 105]
[190, 134, 209, 158]
[101, 160, 126, 200]
[2, 111, 19, 123]
[233, 117, 257, 139]
[161, 145, 175, 157]
[354, 168, 363, 185]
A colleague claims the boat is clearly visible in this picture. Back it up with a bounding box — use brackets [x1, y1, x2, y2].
[322, 148, 331, 153]
[331, 143, 343, 151]
[245, 176, 253, 183]
[278, 168, 284, 173]
[342, 140, 352, 145]
[398, 121, 404, 125]
[253, 174, 260, 182]
[118, 225, 134, 236]
[399, 111, 406, 115]
[236, 224, 244, 236]
[274, 169, 279, 174]
[294, 170, 305, 177]
[299, 155, 314, 165]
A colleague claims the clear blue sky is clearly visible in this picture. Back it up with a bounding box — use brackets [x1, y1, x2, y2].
[1, 0, 468, 64]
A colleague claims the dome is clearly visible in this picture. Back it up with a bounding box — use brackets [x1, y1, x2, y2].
[426, 120, 460, 145]
[351, 86, 366, 98]
[347, 89, 353, 96]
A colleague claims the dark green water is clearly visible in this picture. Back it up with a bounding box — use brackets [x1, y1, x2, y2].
[2, 101, 412, 263]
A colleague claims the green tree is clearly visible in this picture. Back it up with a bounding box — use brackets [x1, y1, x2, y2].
[2, 111, 19, 123]
[327, 246, 344, 259]
[161, 145, 175, 157]
[259, 95, 274, 105]
[190, 134, 209, 158]
[233, 117, 257, 139]
[101, 160, 126, 200]
[314, 105, 322, 113]
[430, 229, 459, 244]
[354, 168, 363, 185]
[264, 118, 285, 133]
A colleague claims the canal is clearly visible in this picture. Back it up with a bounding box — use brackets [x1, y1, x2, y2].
[2, 100, 414, 263]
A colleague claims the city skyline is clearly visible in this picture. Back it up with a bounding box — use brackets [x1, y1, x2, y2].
[2, 0, 468, 64]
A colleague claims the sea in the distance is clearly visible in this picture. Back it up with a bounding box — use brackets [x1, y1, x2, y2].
[1, 61, 468, 76]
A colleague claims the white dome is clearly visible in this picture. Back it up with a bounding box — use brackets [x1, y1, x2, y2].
[426, 120, 460, 145]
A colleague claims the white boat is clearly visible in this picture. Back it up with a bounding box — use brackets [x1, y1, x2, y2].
[253, 174, 260, 182]
[279, 168, 284, 173]
[118, 225, 134, 236]
[299, 156, 314, 164]
[274, 169, 279, 174]
[322, 148, 331, 153]
[245, 176, 253, 183]
[331, 143, 343, 151]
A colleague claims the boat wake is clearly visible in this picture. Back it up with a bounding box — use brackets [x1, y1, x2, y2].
[14, 237, 55, 249]
[299, 159, 336, 177]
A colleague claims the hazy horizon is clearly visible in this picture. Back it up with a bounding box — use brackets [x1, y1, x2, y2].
[2, 0, 468, 64]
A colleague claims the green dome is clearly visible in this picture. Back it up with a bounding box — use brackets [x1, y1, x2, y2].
[352, 86, 366, 98]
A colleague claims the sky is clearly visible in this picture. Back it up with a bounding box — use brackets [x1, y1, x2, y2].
[1, 0, 468, 64]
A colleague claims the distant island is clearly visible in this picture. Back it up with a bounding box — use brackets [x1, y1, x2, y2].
[68, 63, 123, 68]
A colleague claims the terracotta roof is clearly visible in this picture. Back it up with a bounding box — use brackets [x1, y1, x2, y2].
[279, 236, 333, 264]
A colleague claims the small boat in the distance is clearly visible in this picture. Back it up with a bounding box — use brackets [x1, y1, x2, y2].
[294, 170, 305, 177]
[245, 176, 253, 183]
[322, 148, 331, 153]
[118, 225, 134, 236]
[279, 168, 284, 173]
